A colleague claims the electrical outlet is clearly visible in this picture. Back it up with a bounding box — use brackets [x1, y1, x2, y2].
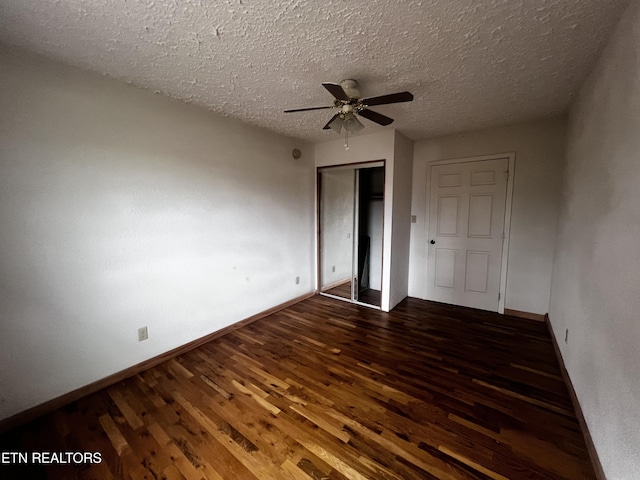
[295, 276, 300, 284]
[411, 215, 417, 223]
[565, 328, 568, 344]
[138, 326, 148, 342]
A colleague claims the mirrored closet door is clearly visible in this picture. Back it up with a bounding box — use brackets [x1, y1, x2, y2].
[318, 162, 384, 308]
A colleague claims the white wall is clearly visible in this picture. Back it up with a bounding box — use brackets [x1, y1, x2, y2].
[314, 130, 395, 168]
[409, 117, 567, 315]
[549, 0, 640, 477]
[0, 45, 316, 422]
[315, 130, 396, 310]
[389, 131, 414, 309]
[315, 129, 413, 311]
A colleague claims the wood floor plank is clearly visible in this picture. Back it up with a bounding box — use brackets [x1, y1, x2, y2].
[98, 413, 130, 456]
[0, 295, 596, 479]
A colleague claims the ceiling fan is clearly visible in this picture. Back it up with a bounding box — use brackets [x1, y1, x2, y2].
[284, 79, 413, 147]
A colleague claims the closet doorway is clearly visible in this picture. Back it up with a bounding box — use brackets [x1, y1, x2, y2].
[318, 162, 385, 308]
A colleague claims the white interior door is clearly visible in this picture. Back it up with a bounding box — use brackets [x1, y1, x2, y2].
[426, 158, 509, 311]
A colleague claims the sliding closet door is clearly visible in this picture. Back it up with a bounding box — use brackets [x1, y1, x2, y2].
[319, 169, 355, 300]
[318, 163, 384, 308]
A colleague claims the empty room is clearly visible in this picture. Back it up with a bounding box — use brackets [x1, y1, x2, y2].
[1, 1, 638, 479]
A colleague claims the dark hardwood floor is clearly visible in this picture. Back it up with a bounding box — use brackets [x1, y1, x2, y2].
[357, 288, 381, 307]
[0, 295, 595, 479]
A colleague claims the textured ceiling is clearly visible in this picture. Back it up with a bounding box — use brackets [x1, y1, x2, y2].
[0, 0, 631, 142]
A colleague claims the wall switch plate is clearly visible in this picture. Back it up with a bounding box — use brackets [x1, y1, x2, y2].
[295, 276, 300, 284]
[332, 266, 335, 272]
[138, 326, 148, 342]
[411, 215, 417, 223]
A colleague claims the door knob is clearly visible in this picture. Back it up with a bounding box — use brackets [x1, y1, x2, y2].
[430, 239, 436, 244]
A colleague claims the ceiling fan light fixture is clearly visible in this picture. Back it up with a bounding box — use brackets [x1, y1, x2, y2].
[343, 113, 364, 133]
[328, 115, 345, 133]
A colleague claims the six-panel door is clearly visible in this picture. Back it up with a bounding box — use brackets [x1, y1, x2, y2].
[426, 158, 509, 311]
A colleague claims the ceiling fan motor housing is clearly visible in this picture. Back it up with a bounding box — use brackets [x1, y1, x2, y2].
[340, 79, 362, 99]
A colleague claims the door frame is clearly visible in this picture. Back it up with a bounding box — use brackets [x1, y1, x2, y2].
[316, 160, 386, 310]
[425, 152, 515, 313]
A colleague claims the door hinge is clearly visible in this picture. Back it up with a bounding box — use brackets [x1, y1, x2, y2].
[502, 232, 505, 240]
[505, 170, 509, 181]
[498, 292, 501, 301]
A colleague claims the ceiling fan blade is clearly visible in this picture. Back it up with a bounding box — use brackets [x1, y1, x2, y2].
[362, 91, 414, 106]
[358, 108, 394, 126]
[322, 114, 340, 130]
[322, 82, 350, 101]
[284, 106, 333, 113]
